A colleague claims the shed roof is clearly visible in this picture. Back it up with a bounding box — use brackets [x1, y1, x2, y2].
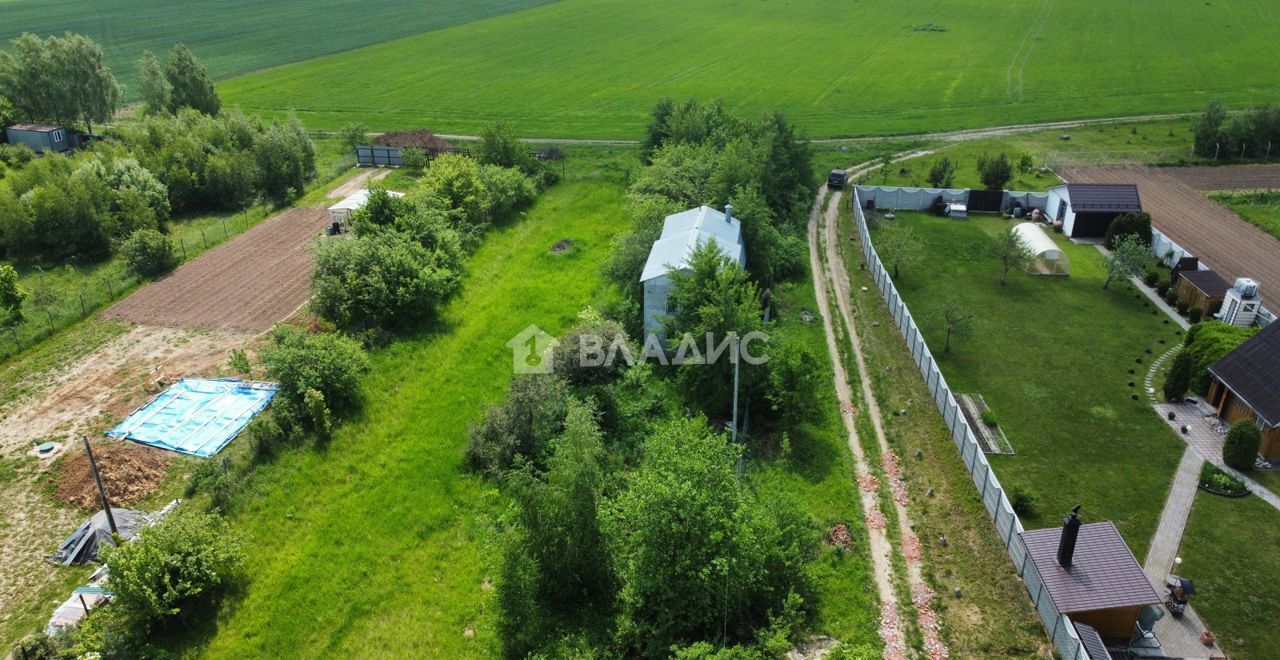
[1062, 184, 1143, 213]
[6, 123, 62, 133]
[327, 188, 405, 212]
[1019, 522, 1159, 614]
[641, 206, 744, 282]
[1208, 321, 1280, 427]
[1180, 269, 1230, 296]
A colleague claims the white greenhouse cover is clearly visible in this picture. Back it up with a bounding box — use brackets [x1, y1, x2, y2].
[1013, 222, 1069, 275]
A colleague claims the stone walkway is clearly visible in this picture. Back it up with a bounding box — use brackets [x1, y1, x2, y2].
[1144, 345, 1181, 402]
[1154, 402, 1280, 511]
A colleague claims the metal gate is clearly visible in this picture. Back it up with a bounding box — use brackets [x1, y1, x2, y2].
[967, 189, 1004, 213]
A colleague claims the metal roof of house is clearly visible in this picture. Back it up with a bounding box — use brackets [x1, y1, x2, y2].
[1060, 184, 1143, 213]
[640, 206, 744, 282]
[6, 123, 62, 132]
[1208, 320, 1280, 427]
[1019, 522, 1159, 614]
[1180, 269, 1230, 296]
[1073, 622, 1113, 660]
[327, 188, 405, 212]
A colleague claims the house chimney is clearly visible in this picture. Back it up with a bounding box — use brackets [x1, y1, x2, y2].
[1057, 505, 1082, 567]
[724, 204, 733, 223]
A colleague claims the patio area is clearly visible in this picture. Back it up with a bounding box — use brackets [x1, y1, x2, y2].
[1153, 401, 1280, 511]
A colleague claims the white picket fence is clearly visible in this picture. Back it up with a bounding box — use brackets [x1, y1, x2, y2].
[850, 186, 1094, 660]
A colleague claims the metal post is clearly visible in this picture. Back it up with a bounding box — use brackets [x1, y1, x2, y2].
[179, 238, 187, 260]
[45, 309, 53, 333]
[201, 229, 208, 249]
[731, 335, 740, 445]
[79, 593, 91, 613]
[103, 277, 113, 298]
[10, 326, 19, 349]
[222, 217, 229, 238]
[82, 436, 118, 536]
[79, 292, 86, 317]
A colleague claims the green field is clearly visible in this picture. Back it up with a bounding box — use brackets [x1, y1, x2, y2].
[0, 0, 554, 96]
[215, 0, 1280, 139]
[880, 212, 1183, 560]
[1211, 191, 1280, 242]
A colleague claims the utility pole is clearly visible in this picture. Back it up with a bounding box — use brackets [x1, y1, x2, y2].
[730, 333, 740, 445]
[82, 436, 118, 536]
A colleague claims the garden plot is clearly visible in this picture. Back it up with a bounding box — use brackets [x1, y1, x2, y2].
[956, 394, 1014, 454]
[103, 207, 329, 332]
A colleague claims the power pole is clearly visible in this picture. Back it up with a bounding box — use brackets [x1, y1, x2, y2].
[730, 334, 740, 445]
[82, 436, 118, 536]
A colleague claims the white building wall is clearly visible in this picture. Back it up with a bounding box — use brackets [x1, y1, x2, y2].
[642, 275, 675, 341]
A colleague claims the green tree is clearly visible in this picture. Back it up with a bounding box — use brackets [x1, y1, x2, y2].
[0, 262, 28, 321]
[310, 231, 461, 330]
[602, 418, 814, 655]
[465, 374, 570, 477]
[254, 113, 315, 203]
[1103, 212, 1153, 250]
[1191, 101, 1229, 159]
[1223, 420, 1261, 471]
[987, 227, 1034, 285]
[976, 152, 1013, 190]
[339, 122, 368, 154]
[122, 229, 178, 278]
[927, 157, 956, 188]
[164, 43, 220, 115]
[0, 33, 121, 134]
[936, 301, 973, 354]
[259, 324, 369, 417]
[100, 508, 243, 625]
[874, 222, 924, 279]
[478, 121, 534, 171]
[1102, 233, 1150, 289]
[1162, 350, 1193, 402]
[1016, 152, 1036, 183]
[136, 50, 170, 115]
[415, 152, 487, 224]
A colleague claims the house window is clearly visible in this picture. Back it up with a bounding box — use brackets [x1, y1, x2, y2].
[51, 129, 64, 143]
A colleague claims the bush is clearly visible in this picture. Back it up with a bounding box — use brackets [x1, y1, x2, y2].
[1189, 306, 1204, 323]
[100, 508, 243, 626]
[1144, 270, 1160, 287]
[0, 143, 34, 168]
[1183, 321, 1257, 393]
[310, 231, 461, 330]
[122, 228, 179, 277]
[1156, 281, 1171, 297]
[1199, 462, 1248, 495]
[465, 373, 570, 477]
[1165, 288, 1179, 305]
[1176, 300, 1190, 315]
[400, 146, 428, 170]
[259, 324, 369, 419]
[1223, 420, 1261, 471]
[1163, 351, 1193, 402]
[1009, 485, 1038, 517]
[980, 409, 999, 427]
[550, 309, 633, 386]
[0, 262, 28, 321]
[1104, 212, 1153, 250]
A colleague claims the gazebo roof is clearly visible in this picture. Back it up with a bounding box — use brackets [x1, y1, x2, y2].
[1019, 522, 1159, 614]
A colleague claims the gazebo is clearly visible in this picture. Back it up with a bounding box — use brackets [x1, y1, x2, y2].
[1013, 222, 1069, 275]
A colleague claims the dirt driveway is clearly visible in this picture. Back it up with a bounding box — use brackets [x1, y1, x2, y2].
[104, 207, 329, 332]
[1059, 165, 1280, 311]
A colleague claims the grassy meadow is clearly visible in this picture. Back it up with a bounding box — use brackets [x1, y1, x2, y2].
[217, 0, 1280, 138]
[876, 212, 1183, 560]
[1211, 191, 1280, 242]
[0, 0, 555, 97]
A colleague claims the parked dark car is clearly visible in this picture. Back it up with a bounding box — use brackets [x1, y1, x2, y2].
[827, 169, 847, 188]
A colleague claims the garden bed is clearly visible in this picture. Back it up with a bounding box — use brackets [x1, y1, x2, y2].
[956, 394, 1014, 454]
[1198, 462, 1250, 498]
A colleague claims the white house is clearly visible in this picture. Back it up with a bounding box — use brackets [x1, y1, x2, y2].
[326, 188, 405, 228]
[1044, 183, 1142, 239]
[640, 205, 745, 340]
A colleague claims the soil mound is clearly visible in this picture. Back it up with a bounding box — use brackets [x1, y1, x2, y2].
[55, 442, 171, 509]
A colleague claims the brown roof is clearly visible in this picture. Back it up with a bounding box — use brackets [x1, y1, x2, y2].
[6, 123, 61, 132]
[1180, 269, 1229, 296]
[1209, 321, 1280, 427]
[1019, 522, 1159, 614]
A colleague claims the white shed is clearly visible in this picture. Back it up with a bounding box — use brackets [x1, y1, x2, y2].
[641, 205, 745, 340]
[326, 189, 405, 227]
[1013, 222, 1069, 275]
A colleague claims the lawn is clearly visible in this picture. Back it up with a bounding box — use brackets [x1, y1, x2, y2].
[0, 0, 555, 98]
[878, 212, 1184, 560]
[1180, 491, 1280, 658]
[217, 0, 1280, 139]
[1211, 191, 1280, 242]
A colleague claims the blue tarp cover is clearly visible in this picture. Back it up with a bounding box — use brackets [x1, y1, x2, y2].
[107, 378, 278, 457]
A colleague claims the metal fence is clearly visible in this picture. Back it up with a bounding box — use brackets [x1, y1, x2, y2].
[850, 185, 1093, 660]
[355, 144, 475, 167]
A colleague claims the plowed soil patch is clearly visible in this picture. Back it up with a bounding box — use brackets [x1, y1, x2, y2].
[1160, 164, 1280, 191]
[54, 442, 171, 509]
[104, 207, 328, 332]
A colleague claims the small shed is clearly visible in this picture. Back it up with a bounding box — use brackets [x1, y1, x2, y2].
[4, 124, 70, 153]
[1019, 514, 1159, 641]
[1013, 222, 1069, 275]
[1175, 269, 1229, 315]
[327, 188, 405, 227]
[1207, 320, 1280, 459]
[1045, 184, 1142, 239]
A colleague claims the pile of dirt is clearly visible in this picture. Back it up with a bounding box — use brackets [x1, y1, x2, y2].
[373, 130, 455, 151]
[825, 523, 853, 550]
[550, 238, 574, 253]
[55, 442, 172, 509]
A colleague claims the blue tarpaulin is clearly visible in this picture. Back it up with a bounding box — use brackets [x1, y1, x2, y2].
[107, 378, 278, 457]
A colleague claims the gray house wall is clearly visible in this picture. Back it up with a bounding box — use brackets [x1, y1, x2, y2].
[4, 126, 69, 153]
[643, 275, 674, 342]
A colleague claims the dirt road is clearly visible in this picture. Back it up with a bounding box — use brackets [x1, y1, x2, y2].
[104, 207, 329, 332]
[1060, 165, 1280, 310]
[327, 168, 392, 199]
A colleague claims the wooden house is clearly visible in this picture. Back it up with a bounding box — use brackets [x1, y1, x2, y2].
[1207, 320, 1280, 459]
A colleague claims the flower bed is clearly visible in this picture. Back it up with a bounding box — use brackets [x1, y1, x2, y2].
[1199, 462, 1250, 497]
